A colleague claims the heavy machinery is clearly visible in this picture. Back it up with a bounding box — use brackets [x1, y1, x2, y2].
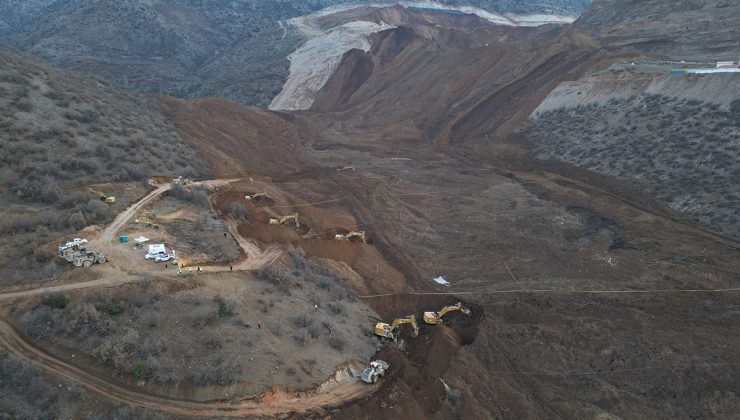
[72, 250, 108, 267]
[361, 360, 389, 384]
[269, 212, 300, 228]
[335, 231, 367, 243]
[423, 302, 472, 325]
[58, 238, 88, 257]
[374, 315, 419, 341]
[245, 192, 272, 201]
[87, 188, 116, 204]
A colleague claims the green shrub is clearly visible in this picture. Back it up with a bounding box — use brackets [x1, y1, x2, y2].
[44, 293, 67, 309]
[133, 361, 149, 381]
[217, 298, 233, 318]
[105, 303, 124, 316]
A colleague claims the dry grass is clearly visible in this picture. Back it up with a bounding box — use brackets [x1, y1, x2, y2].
[0, 47, 210, 284]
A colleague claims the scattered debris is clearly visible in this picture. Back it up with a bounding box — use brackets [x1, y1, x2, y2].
[433, 276, 451, 286]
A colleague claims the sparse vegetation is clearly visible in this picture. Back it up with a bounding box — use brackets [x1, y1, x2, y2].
[14, 253, 376, 394]
[524, 94, 740, 238]
[0, 47, 210, 285]
[0, 352, 83, 418]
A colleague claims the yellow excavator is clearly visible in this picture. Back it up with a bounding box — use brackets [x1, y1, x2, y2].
[87, 188, 116, 204]
[335, 230, 367, 243]
[269, 212, 300, 227]
[423, 302, 471, 325]
[245, 192, 272, 201]
[374, 315, 419, 341]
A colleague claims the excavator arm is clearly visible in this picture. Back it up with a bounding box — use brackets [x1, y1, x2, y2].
[424, 302, 471, 325]
[390, 315, 419, 337]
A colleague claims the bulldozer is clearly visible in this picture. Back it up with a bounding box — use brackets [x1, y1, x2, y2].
[87, 188, 116, 204]
[423, 302, 471, 325]
[374, 315, 419, 341]
[269, 212, 299, 228]
[335, 231, 367, 243]
[245, 192, 272, 201]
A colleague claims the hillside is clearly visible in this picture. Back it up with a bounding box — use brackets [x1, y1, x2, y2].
[575, 0, 740, 60]
[0, 0, 738, 419]
[522, 68, 740, 239]
[0, 0, 591, 107]
[0, 46, 208, 284]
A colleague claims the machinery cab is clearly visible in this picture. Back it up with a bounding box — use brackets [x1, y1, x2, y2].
[374, 315, 418, 341]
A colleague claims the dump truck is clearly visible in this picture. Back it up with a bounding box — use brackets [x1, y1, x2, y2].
[361, 360, 389, 384]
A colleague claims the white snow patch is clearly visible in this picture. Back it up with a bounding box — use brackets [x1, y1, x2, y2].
[434, 276, 451, 286]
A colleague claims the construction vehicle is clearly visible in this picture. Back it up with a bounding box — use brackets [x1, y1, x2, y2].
[72, 249, 108, 267]
[361, 360, 389, 384]
[58, 238, 88, 257]
[374, 315, 419, 341]
[335, 231, 367, 243]
[172, 176, 191, 185]
[245, 192, 272, 201]
[87, 188, 116, 204]
[269, 212, 300, 228]
[423, 302, 472, 325]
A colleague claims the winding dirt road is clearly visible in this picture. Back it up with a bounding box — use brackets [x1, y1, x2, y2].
[0, 320, 375, 417]
[0, 178, 375, 416]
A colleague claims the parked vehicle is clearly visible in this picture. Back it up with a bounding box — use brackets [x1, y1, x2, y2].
[155, 253, 176, 263]
[145, 251, 166, 260]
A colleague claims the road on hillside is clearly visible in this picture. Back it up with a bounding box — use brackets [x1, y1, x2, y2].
[0, 178, 282, 298]
[0, 319, 375, 417]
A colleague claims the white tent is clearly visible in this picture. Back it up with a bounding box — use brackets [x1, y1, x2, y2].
[134, 236, 150, 243]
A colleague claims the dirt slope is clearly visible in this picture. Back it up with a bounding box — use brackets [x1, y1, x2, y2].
[157, 97, 306, 178]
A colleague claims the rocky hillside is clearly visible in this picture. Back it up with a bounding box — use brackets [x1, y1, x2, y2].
[0, 0, 591, 107]
[576, 0, 740, 61]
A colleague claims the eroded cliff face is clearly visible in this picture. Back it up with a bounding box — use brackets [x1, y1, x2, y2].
[269, 3, 574, 111]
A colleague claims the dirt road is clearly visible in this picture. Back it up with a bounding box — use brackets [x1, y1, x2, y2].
[0, 178, 279, 298]
[0, 319, 375, 417]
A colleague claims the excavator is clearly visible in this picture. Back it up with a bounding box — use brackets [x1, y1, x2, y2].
[423, 302, 472, 325]
[374, 315, 419, 341]
[335, 230, 367, 243]
[269, 212, 300, 228]
[87, 188, 116, 204]
[245, 192, 272, 201]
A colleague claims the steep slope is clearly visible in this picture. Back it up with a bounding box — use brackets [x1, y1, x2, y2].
[575, 0, 740, 61]
[0, 0, 590, 107]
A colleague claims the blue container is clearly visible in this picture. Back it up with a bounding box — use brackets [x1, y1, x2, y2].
[119, 236, 129, 243]
[670, 69, 687, 75]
